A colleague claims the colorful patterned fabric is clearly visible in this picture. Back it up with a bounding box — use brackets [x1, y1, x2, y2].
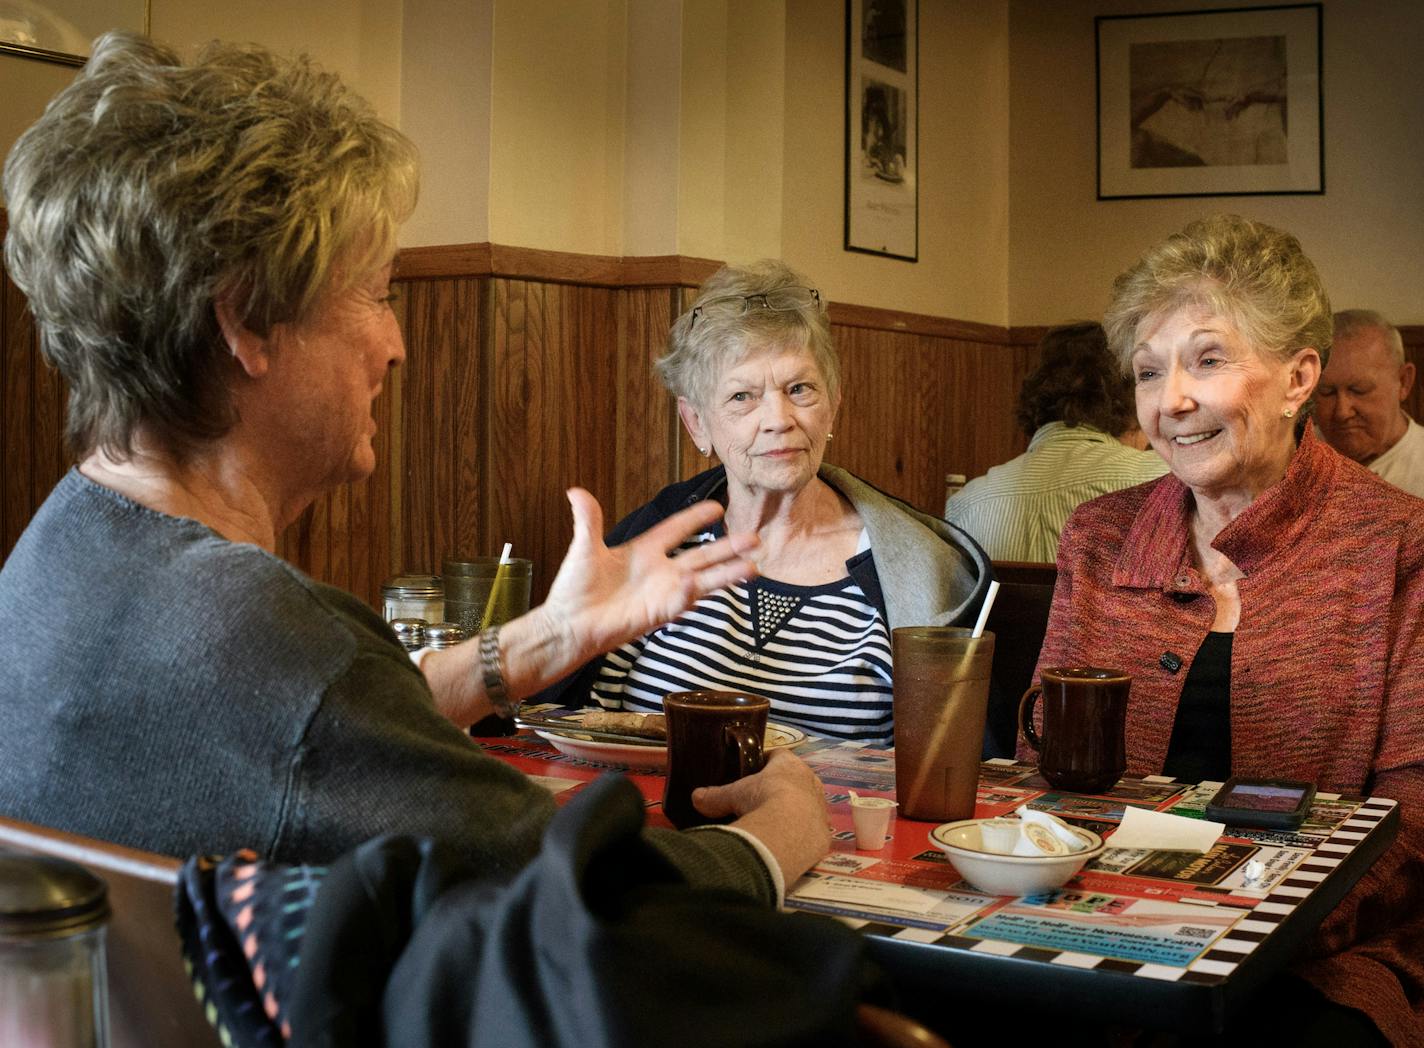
[177, 850, 326, 1046]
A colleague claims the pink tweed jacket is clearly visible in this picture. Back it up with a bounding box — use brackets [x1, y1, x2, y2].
[1025, 426, 1424, 1046]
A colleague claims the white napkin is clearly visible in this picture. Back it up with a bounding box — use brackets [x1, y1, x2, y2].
[1106, 806, 1223, 853]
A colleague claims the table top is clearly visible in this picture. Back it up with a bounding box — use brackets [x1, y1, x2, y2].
[476, 721, 1398, 1034]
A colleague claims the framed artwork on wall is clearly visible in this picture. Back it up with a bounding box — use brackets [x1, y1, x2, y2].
[845, 0, 918, 261]
[1096, 3, 1323, 200]
[0, 0, 150, 67]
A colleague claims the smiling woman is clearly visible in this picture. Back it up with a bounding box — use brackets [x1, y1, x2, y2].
[537, 260, 994, 745]
[1026, 215, 1424, 1044]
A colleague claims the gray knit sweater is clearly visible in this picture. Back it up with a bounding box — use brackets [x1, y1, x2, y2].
[0, 470, 774, 898]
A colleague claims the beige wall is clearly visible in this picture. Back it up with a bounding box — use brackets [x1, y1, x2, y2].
[4, 0, 1419, 331]
[486, 0, 628, 254]
[1008, 0, 1424, 326]
[0, 0, 402, 208]
[783, 0, 1012, 325]
[400, 0, 492, 247]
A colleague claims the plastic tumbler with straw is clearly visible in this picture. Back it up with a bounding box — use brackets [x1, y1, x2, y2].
[479, 543, 514, 631]
[891, 581, 1000, 822]
[463, 543, 525, 737]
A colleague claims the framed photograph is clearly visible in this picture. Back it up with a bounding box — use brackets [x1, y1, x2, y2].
[845, 0, 917, 261]
[0, 0, 150, 67]
[1097, 4, 1322, 200]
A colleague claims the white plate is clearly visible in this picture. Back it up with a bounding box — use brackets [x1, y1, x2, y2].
[534, 721, 807, 771]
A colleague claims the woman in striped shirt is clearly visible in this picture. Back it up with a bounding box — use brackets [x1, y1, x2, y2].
[541, 260, 992, 744]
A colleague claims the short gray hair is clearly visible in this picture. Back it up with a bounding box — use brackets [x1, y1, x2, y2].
[2, 31, 418, 459]
[1104, 215, 1333, 393]
[1333, 309, 1405, 364]
[657, 260, 839, 410]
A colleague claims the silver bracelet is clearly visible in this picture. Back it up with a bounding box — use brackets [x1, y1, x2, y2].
[480, 625, 517, 719]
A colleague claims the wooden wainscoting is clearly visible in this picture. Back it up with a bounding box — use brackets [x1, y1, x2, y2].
[32, 230, 1424, 612]
[0, 238, 1038, 608]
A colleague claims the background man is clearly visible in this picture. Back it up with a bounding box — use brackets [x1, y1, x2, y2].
[1316, 309, 1424, 498]
[945, 321, 1166, 563]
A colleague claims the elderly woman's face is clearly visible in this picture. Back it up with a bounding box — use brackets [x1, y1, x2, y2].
[682, 341, 837, 498]
[266, 259, 404, 490]
[1131, 306, 1316, 505]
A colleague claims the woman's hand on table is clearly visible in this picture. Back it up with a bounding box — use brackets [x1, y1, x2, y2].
[692, 750, 832, 885]
[542, 487, 760, 661]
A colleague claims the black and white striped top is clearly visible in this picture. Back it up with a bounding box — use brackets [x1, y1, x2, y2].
[591, 537, 894, 743]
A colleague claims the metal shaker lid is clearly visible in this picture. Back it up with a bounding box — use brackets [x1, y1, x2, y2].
[381, 574, 443, 599]
[0, 850, 110, 939]
[390, 618, 427, 650]
[423, 622, 469, 649]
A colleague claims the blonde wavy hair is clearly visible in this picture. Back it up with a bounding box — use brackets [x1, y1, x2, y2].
[1104, 215, 1332, 413]
[2, 31, 418, 459]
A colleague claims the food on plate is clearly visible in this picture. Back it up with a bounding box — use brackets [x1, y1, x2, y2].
[578, 710, 668, 739]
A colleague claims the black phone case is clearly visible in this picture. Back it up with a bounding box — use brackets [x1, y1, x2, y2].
[1205, 776, 1316, 830]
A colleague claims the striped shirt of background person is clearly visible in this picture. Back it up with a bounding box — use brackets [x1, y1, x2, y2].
[944, 423, 1168, 563]
[591, 536, 894, 744]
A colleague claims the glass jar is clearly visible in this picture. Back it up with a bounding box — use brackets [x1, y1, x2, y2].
[0, 851, 111, 1048]
[381, 575, 444, 624]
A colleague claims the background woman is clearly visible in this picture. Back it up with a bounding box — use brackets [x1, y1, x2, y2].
[545, 260, 991, 744]
[0, 32, 828, 895]
[1029, 215, 1422, 1045]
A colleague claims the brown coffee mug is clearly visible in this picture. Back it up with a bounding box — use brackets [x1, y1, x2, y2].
[662, 691, 769, 829]
[1018, 667, 1129, 794]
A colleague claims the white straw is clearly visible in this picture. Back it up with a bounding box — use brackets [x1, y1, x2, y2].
[971, 580, 1000, 638]
[478, 543, 514, 630]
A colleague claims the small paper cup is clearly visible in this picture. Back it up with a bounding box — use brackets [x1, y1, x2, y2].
[850, 796, 898, 850]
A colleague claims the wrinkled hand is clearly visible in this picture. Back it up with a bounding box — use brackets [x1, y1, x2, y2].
[542, 488, 759, 662]
[693, 751, 832, 885]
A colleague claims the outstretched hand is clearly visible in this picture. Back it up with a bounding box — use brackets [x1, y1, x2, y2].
[542, 488, 759, 663]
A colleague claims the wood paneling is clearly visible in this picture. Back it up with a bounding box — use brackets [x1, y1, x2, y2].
[0, 229, 1037, 612]
[832, 327, 1039, 517]
[1402, 326, 1424, 425]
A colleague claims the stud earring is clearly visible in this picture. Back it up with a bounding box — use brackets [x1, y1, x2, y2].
[698, 446, 709, 456]
[1283, 408, 1296, 419]
[826, 432, 834, 442]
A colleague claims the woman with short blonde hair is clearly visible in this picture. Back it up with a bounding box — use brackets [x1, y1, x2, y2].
[1031, 214, 1423, 1043]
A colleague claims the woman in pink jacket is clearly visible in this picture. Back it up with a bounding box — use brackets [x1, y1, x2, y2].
[1029, 215, 1422, 1046]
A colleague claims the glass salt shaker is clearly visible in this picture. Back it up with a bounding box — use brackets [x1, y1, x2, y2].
[0, 850, 111, 1048]
[381, 575, 444, 624]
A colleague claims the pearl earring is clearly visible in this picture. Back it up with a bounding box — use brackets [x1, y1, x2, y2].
[1283, 408, 1296, 419]
[698, 446, 708, 456]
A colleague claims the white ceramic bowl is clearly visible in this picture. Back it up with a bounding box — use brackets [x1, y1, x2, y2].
[928, 819, 1104, 896]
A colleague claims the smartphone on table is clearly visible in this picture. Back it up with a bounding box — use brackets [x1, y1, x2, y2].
[1205, 777, 1316, 830]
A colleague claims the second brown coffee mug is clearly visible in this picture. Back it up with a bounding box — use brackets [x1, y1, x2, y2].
[662, 691, 769, 829]
[1018, 667, 1129, 794]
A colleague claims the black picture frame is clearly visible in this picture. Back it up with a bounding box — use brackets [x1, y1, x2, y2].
[0, 0, 151, 68]
[845, 0, 918, 261]
[1096, 4, 1323, 200]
